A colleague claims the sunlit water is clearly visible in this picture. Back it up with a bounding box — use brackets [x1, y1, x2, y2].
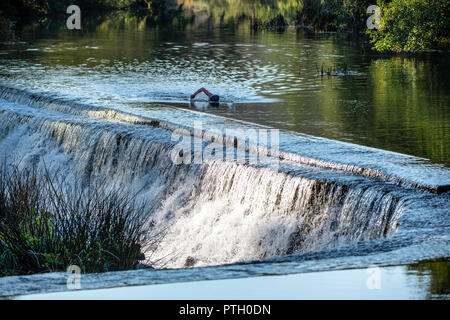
[1, 13, 449, 165]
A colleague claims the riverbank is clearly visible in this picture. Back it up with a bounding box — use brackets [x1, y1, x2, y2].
[0, 1, 165, 42]
[1, 1, 448, 53]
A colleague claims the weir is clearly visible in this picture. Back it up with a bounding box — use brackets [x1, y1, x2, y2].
[0, 85, 449, 268]
[1, 84, 449, 193]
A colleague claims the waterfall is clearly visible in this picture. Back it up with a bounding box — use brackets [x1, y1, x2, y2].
[0, 85, 446, 268]
[149, 161, 403, 268]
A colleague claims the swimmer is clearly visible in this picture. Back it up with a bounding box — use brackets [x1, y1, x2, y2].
[190, 88, 219, 103]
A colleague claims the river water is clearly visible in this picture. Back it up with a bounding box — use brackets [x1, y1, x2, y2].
[1, 12, 449, 165]
[0, 12, 449, 297]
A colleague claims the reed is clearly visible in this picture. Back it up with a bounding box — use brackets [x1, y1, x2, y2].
[0, 164, 157, 276]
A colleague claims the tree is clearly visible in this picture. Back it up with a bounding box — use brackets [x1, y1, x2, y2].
[369, 0, 450, 53]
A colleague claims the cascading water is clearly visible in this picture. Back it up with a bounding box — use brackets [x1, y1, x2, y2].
[0, 85, 448, 269]
[149, 161, 404, 268]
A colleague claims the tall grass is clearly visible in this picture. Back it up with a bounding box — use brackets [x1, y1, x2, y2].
[0, 164, 157, 276]
[315, 62, 352, 76]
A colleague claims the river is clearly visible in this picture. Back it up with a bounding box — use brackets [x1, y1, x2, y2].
[0, 11, 449, 298]
[1, 12, 449, 165]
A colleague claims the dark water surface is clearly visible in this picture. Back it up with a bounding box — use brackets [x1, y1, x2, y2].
[1, 13, 449, 166]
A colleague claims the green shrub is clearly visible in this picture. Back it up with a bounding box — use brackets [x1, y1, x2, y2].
[369, 0, 450, 52]
[0, 165, 156, 276]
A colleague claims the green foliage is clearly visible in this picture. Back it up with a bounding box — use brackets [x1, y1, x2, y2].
[369, 0, 450, 52]
[300, 0, 322, 27]
[0, 0, 160, 17]
[297, 0, 373, 31]
[1, 0, 447, 50]
[0, 15, 15, 41]
[188, 0, 303, 29]
[0, 0, 167, 41]
[0, 165, 154, 276]
[181, 0, 374, 31]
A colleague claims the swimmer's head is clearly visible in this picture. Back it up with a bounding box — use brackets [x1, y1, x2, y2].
[209, 94, 220, 102]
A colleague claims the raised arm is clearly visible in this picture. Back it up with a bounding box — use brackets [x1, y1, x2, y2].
[190, 87, 213, 100]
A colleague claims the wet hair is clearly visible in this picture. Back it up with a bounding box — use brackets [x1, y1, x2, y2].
[209, 94, 220, 102]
